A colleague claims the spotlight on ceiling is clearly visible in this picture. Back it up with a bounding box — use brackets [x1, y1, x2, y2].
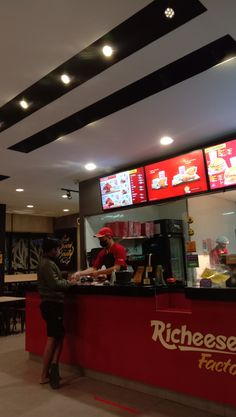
[60, 188, 79, 200]
[67, 190, 72, 200]
[164, 8, 175, 19]
[19, 99, 29, 109]
[102, 45, 113, 57]
[160, 136, 174, 145]
[61, 74, 71, 84]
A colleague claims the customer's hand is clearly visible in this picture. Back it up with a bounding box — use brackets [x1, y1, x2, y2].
[69, 272, 81, 281]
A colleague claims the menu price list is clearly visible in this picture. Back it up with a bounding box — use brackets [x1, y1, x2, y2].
[204, 139, 236, 190]
[129, 168, 147, 204]
[100, 167, 147, 210]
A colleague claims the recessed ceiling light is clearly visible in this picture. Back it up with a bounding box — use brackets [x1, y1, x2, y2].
[62, 194, 67, 198]
[85, 162, 96, 171]
[19, 99, 29, 109]
[102, 45, 113, 57]
[164, 8, 175, 19]
[16, 188, 24, 192]
[27, 205, 34, 208]
[61, 74, 71, 84]
[63, 209, 70, 212]
[160, 136, 174, 145]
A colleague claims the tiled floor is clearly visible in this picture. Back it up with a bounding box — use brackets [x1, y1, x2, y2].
[0, 332, 229, 417]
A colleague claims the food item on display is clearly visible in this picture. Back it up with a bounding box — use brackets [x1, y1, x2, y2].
[182, 166, 198, 181]
[158, 178, 167, 188]
[105, 197, 114, 207]
[224, 166, 236, 185]
[152, 177, 167, 189]
[209, 157, 227, 173]
[103, 183, 112, 193]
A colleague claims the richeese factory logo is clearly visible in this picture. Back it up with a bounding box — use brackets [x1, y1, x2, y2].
[151, 320, 236, 376]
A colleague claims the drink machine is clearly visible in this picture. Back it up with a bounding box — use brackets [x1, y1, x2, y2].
[142, 219, 186, 284]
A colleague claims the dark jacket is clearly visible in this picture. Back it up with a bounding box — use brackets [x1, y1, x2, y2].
[37, 256, 73, 303]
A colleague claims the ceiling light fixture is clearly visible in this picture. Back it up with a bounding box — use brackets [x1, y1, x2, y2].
[160, 136, 174, 145]
[164, 8, 175, 19]
[61, 74, 71, 84]
[85, 162, 96, 171]
[60, 188, 79, 200]
[63, 209, 70, 212]
[16, 188, 24, 192]
[27, 205, 34, 208]
[102, 45, 113, 57]
[66, 190, 72, 200]
[19, 99, 29, 109]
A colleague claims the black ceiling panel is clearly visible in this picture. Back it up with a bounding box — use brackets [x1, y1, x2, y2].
[0, 175, 10, 181]
[0, 0, 206, 133]
[9, 35, 236, 154]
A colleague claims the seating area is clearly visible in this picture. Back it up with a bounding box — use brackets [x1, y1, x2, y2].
[0, 279, 37, 336]
[0, 296, 26, 336]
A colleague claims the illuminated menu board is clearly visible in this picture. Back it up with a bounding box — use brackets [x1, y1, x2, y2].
[145, 150, 208, 202]
[100, 167, 147, 210]
[204, 139, 236, 190]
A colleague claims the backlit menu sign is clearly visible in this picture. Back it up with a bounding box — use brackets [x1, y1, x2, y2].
[204, 139, 236, 190]
[100, 167, 147, 210]
[145, 150, 208, 202]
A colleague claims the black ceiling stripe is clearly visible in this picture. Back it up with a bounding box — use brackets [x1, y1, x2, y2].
[0, 0, 206, 133]
[8, 35, 236, 154]
[0, 175, 10, 181]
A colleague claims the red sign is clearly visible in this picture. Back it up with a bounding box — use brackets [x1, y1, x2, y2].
[145, 150, 208, 202]
[100, 167, 147, 210]
[204, 139, 236, 190]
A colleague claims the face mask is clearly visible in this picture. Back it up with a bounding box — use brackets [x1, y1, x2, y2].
[100, 239, 108, 248]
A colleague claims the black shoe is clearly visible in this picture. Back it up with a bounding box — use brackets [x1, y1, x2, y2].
[49, 363, 60, 389]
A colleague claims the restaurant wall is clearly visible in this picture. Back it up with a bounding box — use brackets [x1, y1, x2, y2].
[6, 213, 53, 233]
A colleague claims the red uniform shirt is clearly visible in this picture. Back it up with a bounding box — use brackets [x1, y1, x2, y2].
[210, 247, 228, 266]
[93, 242, 127, 269]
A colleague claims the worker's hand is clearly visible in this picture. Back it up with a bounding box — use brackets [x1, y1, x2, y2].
[90, 270, 106, 279]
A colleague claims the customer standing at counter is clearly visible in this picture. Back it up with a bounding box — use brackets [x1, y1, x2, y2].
[209, 235, 229, 266]
[74, 227, 127, 280]
[37, 238, 78, 389]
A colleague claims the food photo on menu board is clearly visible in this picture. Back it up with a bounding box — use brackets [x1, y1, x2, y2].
[100, 167, 147, 210]
[204, 139, 236, 189]
[145, 150, 208, 202]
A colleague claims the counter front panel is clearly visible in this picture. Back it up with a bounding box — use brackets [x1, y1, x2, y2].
[26, 292, 236, 408]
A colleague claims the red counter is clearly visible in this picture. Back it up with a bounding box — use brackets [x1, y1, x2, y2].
[26, 291, 236, 408]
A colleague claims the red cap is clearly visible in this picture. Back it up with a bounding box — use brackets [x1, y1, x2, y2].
[94, 227, 113, 238]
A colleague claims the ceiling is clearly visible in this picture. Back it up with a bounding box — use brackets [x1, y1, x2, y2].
[1, 0, 236, 217]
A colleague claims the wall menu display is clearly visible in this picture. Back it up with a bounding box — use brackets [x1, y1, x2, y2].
[100, 167, 147, 210]
[145, 150, 208, 202]
[204, 139, 236, 190]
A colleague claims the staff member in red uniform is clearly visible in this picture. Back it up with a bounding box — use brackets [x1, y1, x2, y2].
[74, 227, 127, 280]
[209, 235, 229, 266]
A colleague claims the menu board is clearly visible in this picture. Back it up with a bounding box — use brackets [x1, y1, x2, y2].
[145, 150, 208, 202]
[204, 139, 236, 190]
[100, 167, 147, 210]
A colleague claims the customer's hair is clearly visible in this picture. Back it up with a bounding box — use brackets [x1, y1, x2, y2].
[42, 238, 61, 253]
